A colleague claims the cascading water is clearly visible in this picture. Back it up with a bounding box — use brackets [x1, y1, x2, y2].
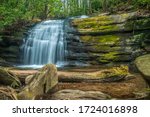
[21, 20, 67, 68]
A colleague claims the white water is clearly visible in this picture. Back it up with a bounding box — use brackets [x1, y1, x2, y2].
[21, 20, 66, 68]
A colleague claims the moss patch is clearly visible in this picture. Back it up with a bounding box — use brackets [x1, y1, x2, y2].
[73, 15, 112, 26]
[72, 15, 121, 32]
[97, 65, 130, 78]
[72, 13, 137, 33]
[97, 52, 119, 63]
[102, 52, 119, 60]
[81, 35, 120, 44]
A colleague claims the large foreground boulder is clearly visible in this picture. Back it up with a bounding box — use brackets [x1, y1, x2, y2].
[18, 64, 58, 100]
[135, 54, 150, 81]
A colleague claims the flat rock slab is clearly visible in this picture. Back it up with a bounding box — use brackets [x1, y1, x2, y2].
[50, 90, 111, 100]
[135, 54, 150, 81]
[37, 74, 148, 100]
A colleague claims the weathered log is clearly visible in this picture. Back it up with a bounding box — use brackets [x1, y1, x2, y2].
[17, 64, 58, 100]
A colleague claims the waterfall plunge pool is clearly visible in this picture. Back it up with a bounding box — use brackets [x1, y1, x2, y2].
[18, 16, 89, 69]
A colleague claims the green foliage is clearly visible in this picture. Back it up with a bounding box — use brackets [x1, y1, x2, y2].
[0, 0, 149, 31]
[0, 0, 63, 30]
[91, 0, 122, 12]
[132, 0, 150, 9]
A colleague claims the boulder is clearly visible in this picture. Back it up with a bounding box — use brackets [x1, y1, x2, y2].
[50, 89, 111, 100]
[18, 64, 58, 100]
[135, 54, 150, 81]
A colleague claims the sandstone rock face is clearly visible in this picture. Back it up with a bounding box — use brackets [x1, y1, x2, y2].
[18, 64, 58, 100]
[135, 54, 150, 81]
[50, 89, 111, 100]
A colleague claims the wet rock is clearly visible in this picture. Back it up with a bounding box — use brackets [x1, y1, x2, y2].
[18, 64, 58, 100]
[135, 54, 150, 81]
[50, 90, 111, 100]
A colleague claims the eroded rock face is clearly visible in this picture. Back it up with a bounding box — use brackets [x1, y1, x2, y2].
[50, 89, 111, 100]
[67, 12, 150, 66]
[135, 54, 150, 81]
[18, 64, 58, 100]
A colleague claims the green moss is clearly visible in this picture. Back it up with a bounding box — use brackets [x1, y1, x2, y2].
[103, 52, 119, 60]
[94, 46, 121, 52]
[97, 52, 119, 63]
[78, 24, 119, 32]
[77, 20, 114, 29]
[73, 15, 112, 25]
[72, 15, 120, 32]
[98, 65, 129, 78]
[98, 35, 119, 43]
[121, 13, 130, 19]
[81, 35, 120, 44]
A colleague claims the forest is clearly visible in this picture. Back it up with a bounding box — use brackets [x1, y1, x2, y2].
[0, 0, 150, 100]
[1, 0, 150, 30]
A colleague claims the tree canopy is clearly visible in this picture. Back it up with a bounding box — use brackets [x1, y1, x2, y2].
[0, 0, 150, 30]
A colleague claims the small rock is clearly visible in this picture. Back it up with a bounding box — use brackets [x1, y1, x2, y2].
[50, 89, 111, 100]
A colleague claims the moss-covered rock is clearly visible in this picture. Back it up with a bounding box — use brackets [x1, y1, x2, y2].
[135, 54, 150, 82]
[80, 35, 120, 44]
[70, 12, 150, 66]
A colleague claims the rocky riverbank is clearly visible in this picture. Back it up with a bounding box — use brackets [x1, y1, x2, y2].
[0, 64, 148, 100]
[0, 11, 150, 100]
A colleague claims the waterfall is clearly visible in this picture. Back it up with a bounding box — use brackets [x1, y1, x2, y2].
[22, 20, 67, 68]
